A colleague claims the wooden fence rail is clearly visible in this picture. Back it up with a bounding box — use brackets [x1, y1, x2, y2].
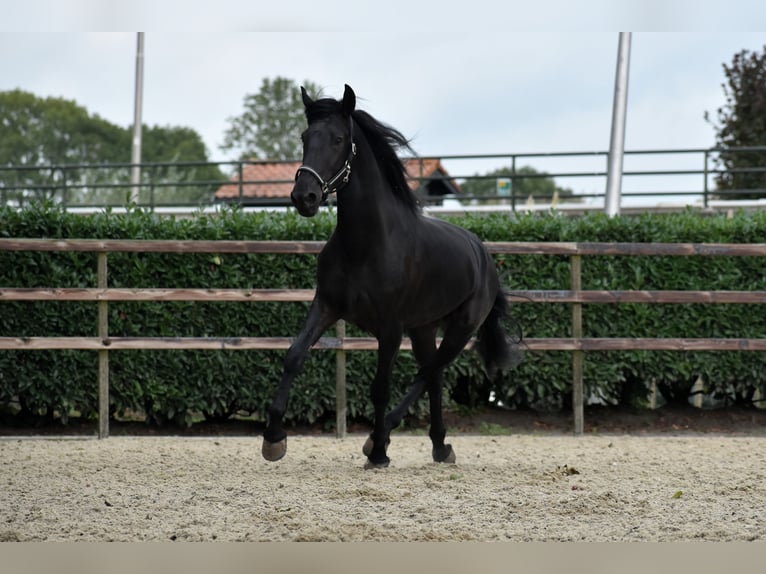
[2, 238, 766, 438]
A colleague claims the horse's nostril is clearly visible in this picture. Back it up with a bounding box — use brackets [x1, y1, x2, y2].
[290, 190, 318, 212]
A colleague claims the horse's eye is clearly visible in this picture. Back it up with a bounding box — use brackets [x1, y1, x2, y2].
[334, 136, 343, 145]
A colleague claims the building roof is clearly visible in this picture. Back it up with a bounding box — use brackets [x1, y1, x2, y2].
[214, 158, 460, 202]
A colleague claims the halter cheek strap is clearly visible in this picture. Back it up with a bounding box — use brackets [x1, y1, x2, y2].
[295, 117, 357, 203]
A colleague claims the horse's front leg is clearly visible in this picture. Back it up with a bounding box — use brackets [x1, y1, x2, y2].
[363, 325, 402, 469]
[262, 298, 338, 461]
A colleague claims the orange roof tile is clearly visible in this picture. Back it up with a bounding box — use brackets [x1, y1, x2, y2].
[214, 161, 298, 199]
[214, 157, 459, 200]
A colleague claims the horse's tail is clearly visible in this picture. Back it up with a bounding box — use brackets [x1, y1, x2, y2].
[474, 290, 524, 378]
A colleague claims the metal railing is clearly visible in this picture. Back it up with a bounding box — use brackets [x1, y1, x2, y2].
[2, 146, 766, 211]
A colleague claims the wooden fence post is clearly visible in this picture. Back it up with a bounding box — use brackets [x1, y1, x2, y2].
[97, 252, 109, 439]
[571, 254, 584, 435]
[335, 320, 347, 438]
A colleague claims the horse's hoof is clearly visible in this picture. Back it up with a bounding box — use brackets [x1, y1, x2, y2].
[363, 435, 391, 468]
[262, 437, 287, 461]
[362, 435, 390, 458]
[364, 458, 390, 470]
[433, 444, 456, 464]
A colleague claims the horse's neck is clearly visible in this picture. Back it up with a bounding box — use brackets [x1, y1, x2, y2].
[335, 168, 412, 258]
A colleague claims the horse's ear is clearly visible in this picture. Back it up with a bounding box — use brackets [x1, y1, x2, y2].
[341, 84, 356, 117]
[300, 86, 314, 110]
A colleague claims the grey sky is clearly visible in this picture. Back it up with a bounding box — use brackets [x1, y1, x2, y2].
[2, 2, 765, 201]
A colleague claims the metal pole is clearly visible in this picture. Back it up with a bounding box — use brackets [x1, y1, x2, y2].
[60, 167, 67, 207]
[130, 32, 145, 205]
[510, 155, 517, 212]
[703, 150, 710, 208]
[605, 32, 632, 217]
[238, 162, 244, 205]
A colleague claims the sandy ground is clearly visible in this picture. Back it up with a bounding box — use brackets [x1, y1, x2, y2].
[1, 433, 764, 542]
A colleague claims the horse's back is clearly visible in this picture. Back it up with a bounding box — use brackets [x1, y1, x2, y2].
[416, 215, 497, 279]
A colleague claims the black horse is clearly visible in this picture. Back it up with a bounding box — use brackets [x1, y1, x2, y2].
[262, 85, 522, 468]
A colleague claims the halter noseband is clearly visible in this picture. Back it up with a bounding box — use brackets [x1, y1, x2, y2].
[295, 117, 357, 202]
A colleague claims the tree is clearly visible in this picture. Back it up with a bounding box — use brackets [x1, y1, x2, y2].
[0, 90, 127, 205]
[0, 89, 224, 206]
[459, 165, 581, 203]
[111, 124, 225, 207]
[220, 77, 321, 160]
[706, 46, 766, 199]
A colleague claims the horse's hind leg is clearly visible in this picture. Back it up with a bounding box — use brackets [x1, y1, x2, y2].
[430, 342, 477, 462]
[363, 326, 402, 469]
[409, 327, 454, 463]
[381, 325, 458, 463]
[427, 372, 454, 463]
[410, 319, 483, 463]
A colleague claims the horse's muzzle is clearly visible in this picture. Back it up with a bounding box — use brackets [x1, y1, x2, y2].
[290, 185, 320, 217]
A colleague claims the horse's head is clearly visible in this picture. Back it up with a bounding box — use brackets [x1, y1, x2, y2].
[291, 84, 357, 217]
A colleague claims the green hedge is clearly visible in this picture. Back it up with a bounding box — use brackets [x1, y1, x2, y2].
[1, 203, 765, 428]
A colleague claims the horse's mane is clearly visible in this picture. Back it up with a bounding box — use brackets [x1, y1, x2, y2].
[306, 98, 420, 213]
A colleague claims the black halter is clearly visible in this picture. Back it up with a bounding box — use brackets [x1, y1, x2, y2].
[295, 117, 357, 202]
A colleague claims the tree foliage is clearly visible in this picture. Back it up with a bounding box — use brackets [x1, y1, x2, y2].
[0, 90, 125, 204]
[0, 89, 223, 206]
[128, 124, 225, 207]
[459, 165, 581, 203]
[219, 76, 321, 161]
[706, 46, 766, 199]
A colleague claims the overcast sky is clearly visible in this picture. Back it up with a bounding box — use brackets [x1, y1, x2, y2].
[2, 1, 765, 202]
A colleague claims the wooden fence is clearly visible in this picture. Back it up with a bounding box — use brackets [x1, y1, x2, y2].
[2, 238, 766, 438]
